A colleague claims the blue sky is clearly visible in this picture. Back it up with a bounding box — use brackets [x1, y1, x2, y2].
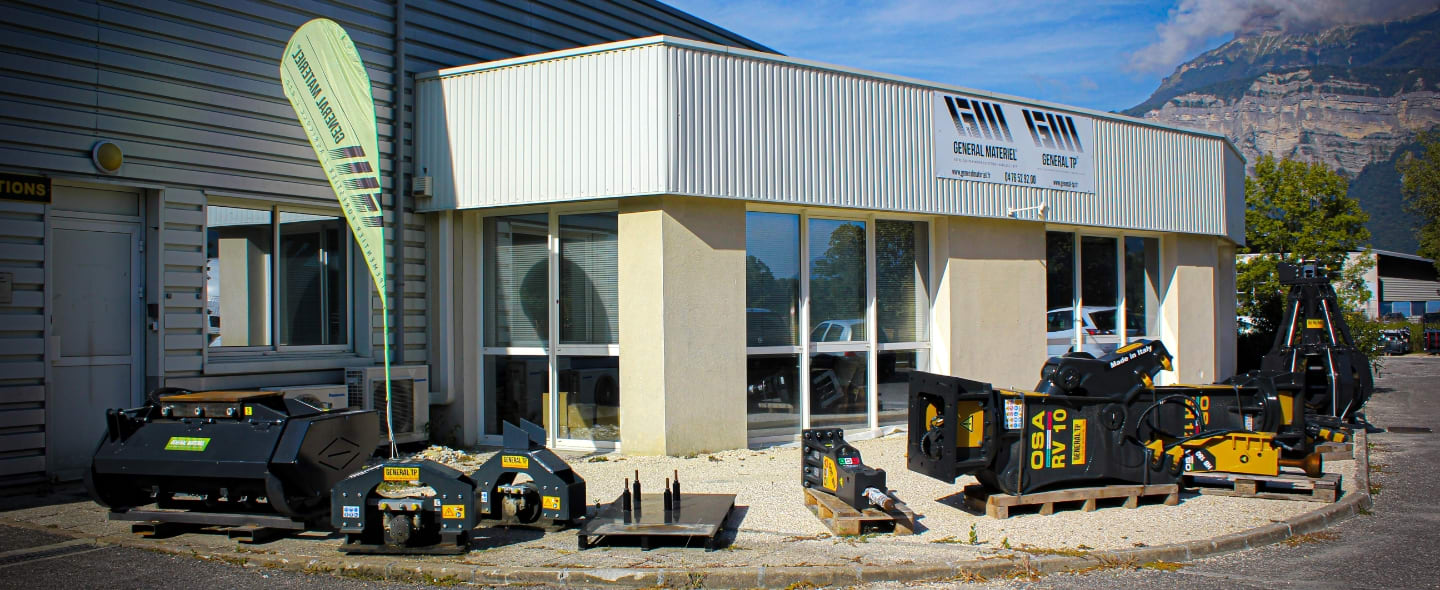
[665, 0, 1222, 113]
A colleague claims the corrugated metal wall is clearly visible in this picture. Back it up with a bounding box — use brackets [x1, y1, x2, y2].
[418, 40, 1243, 241]
[1381, 277, 1440, 301]
[0, 0, 768, 481]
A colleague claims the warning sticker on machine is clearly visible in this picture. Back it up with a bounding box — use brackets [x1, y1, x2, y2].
[1306, 319, 1325, 329]
[442, 504, 465, 519]
[164, 437, 210, 452]
[501, 455, 529, 469]
[1071, 418, 1087, 466]
[1004, 399, 1023, 430]
[342, 505, 360, 518]
[542, 496, 560, 510]
[382, 467, 419, 481]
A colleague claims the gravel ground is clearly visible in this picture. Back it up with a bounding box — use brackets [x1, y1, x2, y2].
[0, 429, 1355, 571]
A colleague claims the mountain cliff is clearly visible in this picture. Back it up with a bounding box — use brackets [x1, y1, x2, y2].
[1125, 10, 1440, 253]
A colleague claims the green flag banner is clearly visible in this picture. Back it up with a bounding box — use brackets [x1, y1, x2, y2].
[280, 18, 396, 454]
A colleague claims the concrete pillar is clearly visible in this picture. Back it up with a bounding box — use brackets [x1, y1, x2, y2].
[936, 216, 1047, 390]
[1215, 241, 1238, 381]
[1161, 235, 1218, 383]
[617, 196, 746, 455]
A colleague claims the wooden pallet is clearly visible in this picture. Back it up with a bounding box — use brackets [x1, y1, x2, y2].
[1316, 442, 1354, 461]
[963, 483, 1180, 520]
[802, 487, 917, 536]
[1185, 471, 1340, 503]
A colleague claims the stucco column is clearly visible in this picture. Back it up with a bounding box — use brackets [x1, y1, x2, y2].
[936, 216, 1048, 390]
[1161, 235, 1219, 384]
[618, 195, 746, 455]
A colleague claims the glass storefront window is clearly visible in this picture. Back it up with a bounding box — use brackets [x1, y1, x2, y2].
[808, 218, 867, 341]
[483, 355, 548, 436]
[809, 350, 868, 430]
[1125, 237, 1161, 340]
[1045, 231, 1075, 357]
[877, 220, 929, 343]
[556, 356, 619, 442]
[746, 212, 800, 347]
[207, 206, 273, 347]
[1080, 236, 1119, 355]
[559, 213, 618, 345]
[278, 212, 347, 346]
[877, 350, 925, 426]
[484, 214, 549, 348]
[746, 354, 800, 440]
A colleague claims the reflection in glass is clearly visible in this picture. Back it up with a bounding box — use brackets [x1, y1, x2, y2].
[484, 355, 548, 436]
[877, 220, 929, 343]
[207, 206, 273, 347]
[556, 356, 619, 442]
[746, 212, 800, 347]
[809, 218, 867, 340]
[809, 351, 868, 430]
[1125, 237, 1161, 340]
[746, 354, 800, 440]
[559, 213, 618, 345]
[1081, 236, 1120, 355]
[1045, 231, 1075, 356]
[484, 214, 549, 348]
[877, 350, 925, 426]
[279, 212, 347, 346]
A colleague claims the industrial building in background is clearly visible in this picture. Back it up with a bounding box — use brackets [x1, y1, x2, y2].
[0, 0, 1246, 481]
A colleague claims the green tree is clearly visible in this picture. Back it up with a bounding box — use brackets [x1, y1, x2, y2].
[1236, 155, 1372, 336]
[1398, 130, 1440, 268]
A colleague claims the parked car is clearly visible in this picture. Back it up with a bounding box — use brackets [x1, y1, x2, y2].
[1237, 315, 1260, 336]
[1046, 306, 1120, 357]
[1380, 329, 1411, 356]
[1381, 312, 1407, 322]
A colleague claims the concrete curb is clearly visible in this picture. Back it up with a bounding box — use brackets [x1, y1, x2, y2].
[6, 431, 1372, 588]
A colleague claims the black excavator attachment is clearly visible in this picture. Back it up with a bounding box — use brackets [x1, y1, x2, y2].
[801, 428, 893, 511]
[909, 340, 1331, 495]
[472, 419, 587, 529]
[1259, 261, 1374, 423]
[86, 389, 378, 529]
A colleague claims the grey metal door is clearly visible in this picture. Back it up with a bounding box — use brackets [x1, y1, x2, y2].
[48, 217, 144, 479]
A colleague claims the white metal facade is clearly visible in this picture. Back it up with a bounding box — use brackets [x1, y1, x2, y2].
[416, 37, 1246, 244]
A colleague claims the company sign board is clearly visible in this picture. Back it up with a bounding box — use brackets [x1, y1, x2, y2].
[0, 172, 51, 204]
[932, 92, 1095, 194]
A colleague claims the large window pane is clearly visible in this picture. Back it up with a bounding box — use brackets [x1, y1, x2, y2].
[877, 220, 929, 343]
[207, 206, 272, 347]
[1125, 237, 1161, 341]
[746, 354, 800, 440]
[484, 214, 549, 348]
[556, 356, 619, 442]
[483, 355, 548, 436]
[878, 350, 925, 426]
[1045, 231, 1075, 357]
[809, 351, 867, 430]
[809, 218, 867, 341]
[279, 212, 347, 346]
[1081, 236, 1120, 355]
[559, 213, 618, 345]
[746, 212, 800, 347]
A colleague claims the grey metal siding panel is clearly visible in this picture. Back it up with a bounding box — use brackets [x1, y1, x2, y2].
[1380, 277, 1440, 302]
[162, 189, 206, 376]
[0, 199, 47, 483]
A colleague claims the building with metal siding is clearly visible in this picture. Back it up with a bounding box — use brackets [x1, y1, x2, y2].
[414, 37, 1248, 455]
[0, 0, 768, 485]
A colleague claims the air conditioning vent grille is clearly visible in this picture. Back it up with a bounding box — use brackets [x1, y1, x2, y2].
[371, 379, 415, 434]
[347, 371, 365, 410]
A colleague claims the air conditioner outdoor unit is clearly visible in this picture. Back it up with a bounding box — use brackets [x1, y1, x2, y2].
[345, 365, 430, 446]
[260, 383, 348, 411]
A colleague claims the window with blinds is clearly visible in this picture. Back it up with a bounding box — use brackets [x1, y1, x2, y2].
[876, 220, 929, 344]
[559, 212, 618, 345]
[484, 214, 549, 348]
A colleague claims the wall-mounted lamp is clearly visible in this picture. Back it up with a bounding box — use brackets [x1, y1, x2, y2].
[1005, 203, 1047, 220]
[91, 140, 124, 174]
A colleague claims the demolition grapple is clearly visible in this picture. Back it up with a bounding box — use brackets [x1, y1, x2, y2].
[801, 429, 893, 511]
[909, 341, 1334, 495]
[332, 420, 585, 554]
[1259, 261, 1374, 423]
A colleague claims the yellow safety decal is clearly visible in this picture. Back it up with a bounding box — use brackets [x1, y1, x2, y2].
[822, 456, 838, 491]
[442, 504, 465, 519]
[1071, 419, 1087, 466]
[1307, 319, 1325, 329]
[542, 496, 560, 510]
[501, 455, 529, 469]
[244, 406, 253, 416]
[382, 467, 419, 482]
[1117, 341, 1145, 354]
[957, 400, 984, 448]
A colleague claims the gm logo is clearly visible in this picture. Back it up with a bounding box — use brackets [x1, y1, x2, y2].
[943, 96, 1013, 142]
[1021, 109, 1084, 152]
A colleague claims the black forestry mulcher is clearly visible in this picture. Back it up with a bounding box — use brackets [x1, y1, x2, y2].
[332, 419, 586, 554]
[909, 340, 1343, 495]
[1259, 261, 1375, 423]
[86, 389, 379, 530]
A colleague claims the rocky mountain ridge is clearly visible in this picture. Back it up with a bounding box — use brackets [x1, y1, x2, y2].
[1126, 10, 1440, 253]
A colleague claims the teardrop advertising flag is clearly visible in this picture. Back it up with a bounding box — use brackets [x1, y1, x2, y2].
[280, 18, 396, 455]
